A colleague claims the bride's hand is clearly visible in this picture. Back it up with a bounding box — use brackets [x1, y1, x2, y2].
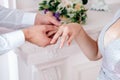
[50, 23, 82, 48]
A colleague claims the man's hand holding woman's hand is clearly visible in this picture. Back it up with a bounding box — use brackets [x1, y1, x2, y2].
[22, 13, 60, 47]
[22, 12, 82, 48]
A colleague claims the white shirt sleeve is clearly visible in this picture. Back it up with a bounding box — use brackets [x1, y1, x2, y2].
[0, 6, 37, 55]
[0, 6, 36, 30]
[0, 30, 25, 55]
[22, 12, 36, 25]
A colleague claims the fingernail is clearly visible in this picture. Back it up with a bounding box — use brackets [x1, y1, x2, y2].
[50, 40, 54, 44]
[50, 41, 53, 44]
[68, 41, 71, 46]
[59, 44, 63, 48]
[68, 42, 71, 46]
[59, 46, 62, 49]
[68, 43, 70, 46]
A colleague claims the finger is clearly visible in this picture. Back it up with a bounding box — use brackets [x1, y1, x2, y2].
[45, 25, 58, 32]
[47, 30, 57, 37]
[60, 31, 68, 48]
[49, 17, 61, 26]
[50, 30, 62, 44]
[67, 35, 74, 46]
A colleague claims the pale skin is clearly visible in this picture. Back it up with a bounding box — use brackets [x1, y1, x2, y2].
[50, 23, 102, 61]
[22, 13, 60, 47]
[51, 18, 120, 61]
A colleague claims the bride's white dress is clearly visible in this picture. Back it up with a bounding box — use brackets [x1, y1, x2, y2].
[98, 10, 120, 80]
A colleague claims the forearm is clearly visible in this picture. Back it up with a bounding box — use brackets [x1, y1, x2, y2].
[0, 30, 25, 55]
[75, 27, 102, 60]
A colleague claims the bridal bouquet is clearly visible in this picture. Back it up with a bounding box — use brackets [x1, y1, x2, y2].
[39, 0, 87, 24]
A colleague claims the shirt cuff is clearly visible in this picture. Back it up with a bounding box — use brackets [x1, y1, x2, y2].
[22, 12, 36, 25]
[2, 30, 25, 48]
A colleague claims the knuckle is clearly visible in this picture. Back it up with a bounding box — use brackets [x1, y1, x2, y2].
[65, 27, 70, 32]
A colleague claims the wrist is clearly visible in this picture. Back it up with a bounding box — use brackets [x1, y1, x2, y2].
[35, 13, 41, 25]
[75, 27, 83, 41]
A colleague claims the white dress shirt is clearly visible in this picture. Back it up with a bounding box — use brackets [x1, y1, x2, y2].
[0, 6, 36, 55]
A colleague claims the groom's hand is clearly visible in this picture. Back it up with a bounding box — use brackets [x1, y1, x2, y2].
[34, 13, 60, 26]
[23, 25, 57, 47]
